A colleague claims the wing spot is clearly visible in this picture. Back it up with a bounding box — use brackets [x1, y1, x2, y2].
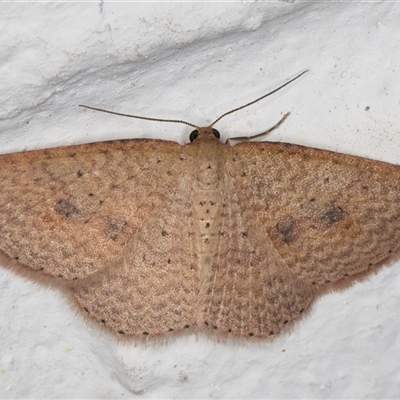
[248, 332, 254, 337]
[206, 222, 210, 228]
[83, 307, 89, 314]
[106, 218, 127, 241]
[276, 220, 295, 244]
[321, 203, 343, 225]
[168, 328, 174, 332]
[76, 170, 83, 178]
[269, 331, 274, 336]
[101, 319, 106, 324]
[162, 230, 168, 236]
[184, 324, 190, 329]
[143, 331, 149, 336]
[167, 258, 171, 264]
[55, 198, 80, 218]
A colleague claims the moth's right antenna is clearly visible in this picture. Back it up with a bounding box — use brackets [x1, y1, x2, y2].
[209, 70, 309, 127]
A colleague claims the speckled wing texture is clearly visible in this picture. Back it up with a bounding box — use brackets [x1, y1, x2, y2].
[0, 134, 399, 341]
[204, 141, 400, 339]
[0, 140, 188, 281]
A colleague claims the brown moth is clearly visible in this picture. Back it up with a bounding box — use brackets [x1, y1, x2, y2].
[0, 71, 399, 340]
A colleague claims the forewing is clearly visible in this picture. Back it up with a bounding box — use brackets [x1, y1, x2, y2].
[0, 139, 188, 281]
[229, 141, 400, 288]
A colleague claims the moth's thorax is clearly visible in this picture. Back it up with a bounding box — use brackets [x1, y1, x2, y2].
[191, 128, 225, 191]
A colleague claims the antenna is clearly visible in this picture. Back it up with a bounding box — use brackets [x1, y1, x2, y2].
[79, 70, 308, 128]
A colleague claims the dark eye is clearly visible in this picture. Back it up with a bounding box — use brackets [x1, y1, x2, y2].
[189, 130, 199, 142]
[212, 129, 220, 139]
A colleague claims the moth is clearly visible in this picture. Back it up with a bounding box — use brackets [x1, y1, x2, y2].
[0, 71, 399, 340]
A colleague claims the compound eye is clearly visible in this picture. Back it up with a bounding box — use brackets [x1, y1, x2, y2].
[212, 129, 220, 139]
[189, 130, 199, 142]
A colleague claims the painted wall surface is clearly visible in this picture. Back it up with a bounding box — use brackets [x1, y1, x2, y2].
[0, 2, 399, 398]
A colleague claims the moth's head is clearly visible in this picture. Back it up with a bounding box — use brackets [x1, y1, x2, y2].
[189, 126, 221, 143]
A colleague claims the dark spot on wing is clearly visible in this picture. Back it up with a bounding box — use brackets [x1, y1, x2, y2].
[55, 199, 80, 218]
[276, 220, 295, 243]
[105, 217, 127, 240]
[321, 203, 343, 225]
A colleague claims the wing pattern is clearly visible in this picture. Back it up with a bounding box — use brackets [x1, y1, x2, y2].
[0, 134, 399, 340]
